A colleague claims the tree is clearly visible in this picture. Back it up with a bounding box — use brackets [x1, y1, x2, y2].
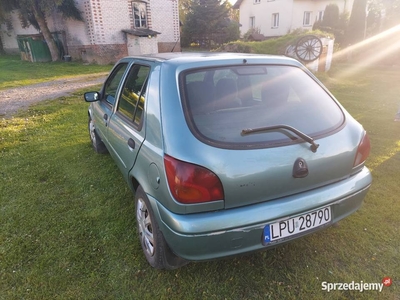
[312, 4, 340, 33]
[0, 35, 4, 54]
[0, 0, 82, 61]
[181, 0, 239, 48]
[383, 0, 400, 29]
[312, 4, 348, 46]
[366, 1, 383, 37]
[321, 3, 340, 29]
[346, 0, 368, 45]
[179, 0, 192, 26]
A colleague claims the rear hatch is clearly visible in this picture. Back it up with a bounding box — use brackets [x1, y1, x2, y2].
[179, 64, 364, 209]
[208, 125, 361, 209]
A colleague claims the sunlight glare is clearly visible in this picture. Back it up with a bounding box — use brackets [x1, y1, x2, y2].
[328, 24, 400, 79]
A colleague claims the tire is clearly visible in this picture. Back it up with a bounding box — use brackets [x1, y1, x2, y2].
[88, 115, 108, 154]
[135, 186, 188, 269]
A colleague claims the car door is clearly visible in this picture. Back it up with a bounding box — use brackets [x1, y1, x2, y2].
[107, 63, 151, 175]
[93, 63, 129, 145]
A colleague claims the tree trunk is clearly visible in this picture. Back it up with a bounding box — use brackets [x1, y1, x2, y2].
[0, 35, 4, 54]
[32, 4, 60, 61]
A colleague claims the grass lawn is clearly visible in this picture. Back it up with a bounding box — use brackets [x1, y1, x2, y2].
[0, 55, 111, 90]
[1, 62, 399, 299]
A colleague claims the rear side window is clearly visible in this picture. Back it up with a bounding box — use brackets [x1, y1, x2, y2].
[116, 64, 150, 127]
[181, 65, 344, 149]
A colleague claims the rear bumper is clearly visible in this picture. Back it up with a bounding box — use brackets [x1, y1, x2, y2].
[150, 167, 372, 261]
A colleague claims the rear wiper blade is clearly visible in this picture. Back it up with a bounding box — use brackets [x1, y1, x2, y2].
[241, 124, 320, 153]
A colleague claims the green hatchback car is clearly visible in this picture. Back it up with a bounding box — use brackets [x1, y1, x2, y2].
[84, 52, 372, 269]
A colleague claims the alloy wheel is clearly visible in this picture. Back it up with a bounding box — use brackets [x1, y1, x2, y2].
[136, 198, 155, 257]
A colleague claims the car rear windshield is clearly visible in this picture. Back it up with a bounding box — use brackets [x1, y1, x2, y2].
[180, 65, 344, 149]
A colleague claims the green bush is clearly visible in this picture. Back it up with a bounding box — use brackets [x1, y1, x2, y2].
[215, 30, 333, 55]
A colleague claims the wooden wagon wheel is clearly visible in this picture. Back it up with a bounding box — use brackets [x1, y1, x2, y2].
[295, 35, 323, 62]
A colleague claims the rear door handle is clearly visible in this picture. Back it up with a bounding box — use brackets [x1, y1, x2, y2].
[103, 114, 108, 126]
[128, 138, 135, 150]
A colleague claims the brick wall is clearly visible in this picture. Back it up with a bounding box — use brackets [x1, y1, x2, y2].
[69, 44, 128, 64]
[83, 0, 131, 45]
[150, 0, 180, 47]
[158, 41, 181, 53]
[76, 0, 182, 59]
[0, 0, 181, 62]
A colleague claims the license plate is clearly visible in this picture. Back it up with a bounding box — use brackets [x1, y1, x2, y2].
[263, 206, 331, 244]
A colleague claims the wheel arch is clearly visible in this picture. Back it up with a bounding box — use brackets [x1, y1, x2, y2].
[130, 175, 140, 193]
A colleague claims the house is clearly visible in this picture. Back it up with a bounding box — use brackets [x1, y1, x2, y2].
[233, 0, 353, 38]
[0, 0, 180, 64]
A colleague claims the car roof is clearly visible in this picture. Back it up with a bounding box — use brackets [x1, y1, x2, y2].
[119, 52, 302, 67]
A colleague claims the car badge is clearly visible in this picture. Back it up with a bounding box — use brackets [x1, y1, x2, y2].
[293, 158, 309, 178]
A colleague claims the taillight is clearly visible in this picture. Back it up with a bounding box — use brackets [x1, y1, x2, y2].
[164, 155, 224, 204]
[353, 131, 371, 167]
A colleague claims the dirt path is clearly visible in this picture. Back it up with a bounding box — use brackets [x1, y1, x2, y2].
[0, 73, 108, 117]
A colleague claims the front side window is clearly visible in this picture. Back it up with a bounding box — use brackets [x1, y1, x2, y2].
[117, 64, 150, 127]
[272, 13, 279, 28]
[181, 65, 344, 149]
[133, 1, 147, 28]
[104, 63, 129, 106]
[303, 11, 312, 26]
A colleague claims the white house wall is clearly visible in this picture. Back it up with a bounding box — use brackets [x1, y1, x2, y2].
[238, 0, 354, 37]
[239, 0, 295, 37]
[290, 0, 352, 32]
[0, 11, 42, 53]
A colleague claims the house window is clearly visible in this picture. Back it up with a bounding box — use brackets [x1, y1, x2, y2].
[253, 0, 261, 4]
[318, 11, 324, 21]
[303, 11, 312, 26]
[272, 13, 279, 28]
[133, 1, 147, 28]
[250, 17, 255, 28]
